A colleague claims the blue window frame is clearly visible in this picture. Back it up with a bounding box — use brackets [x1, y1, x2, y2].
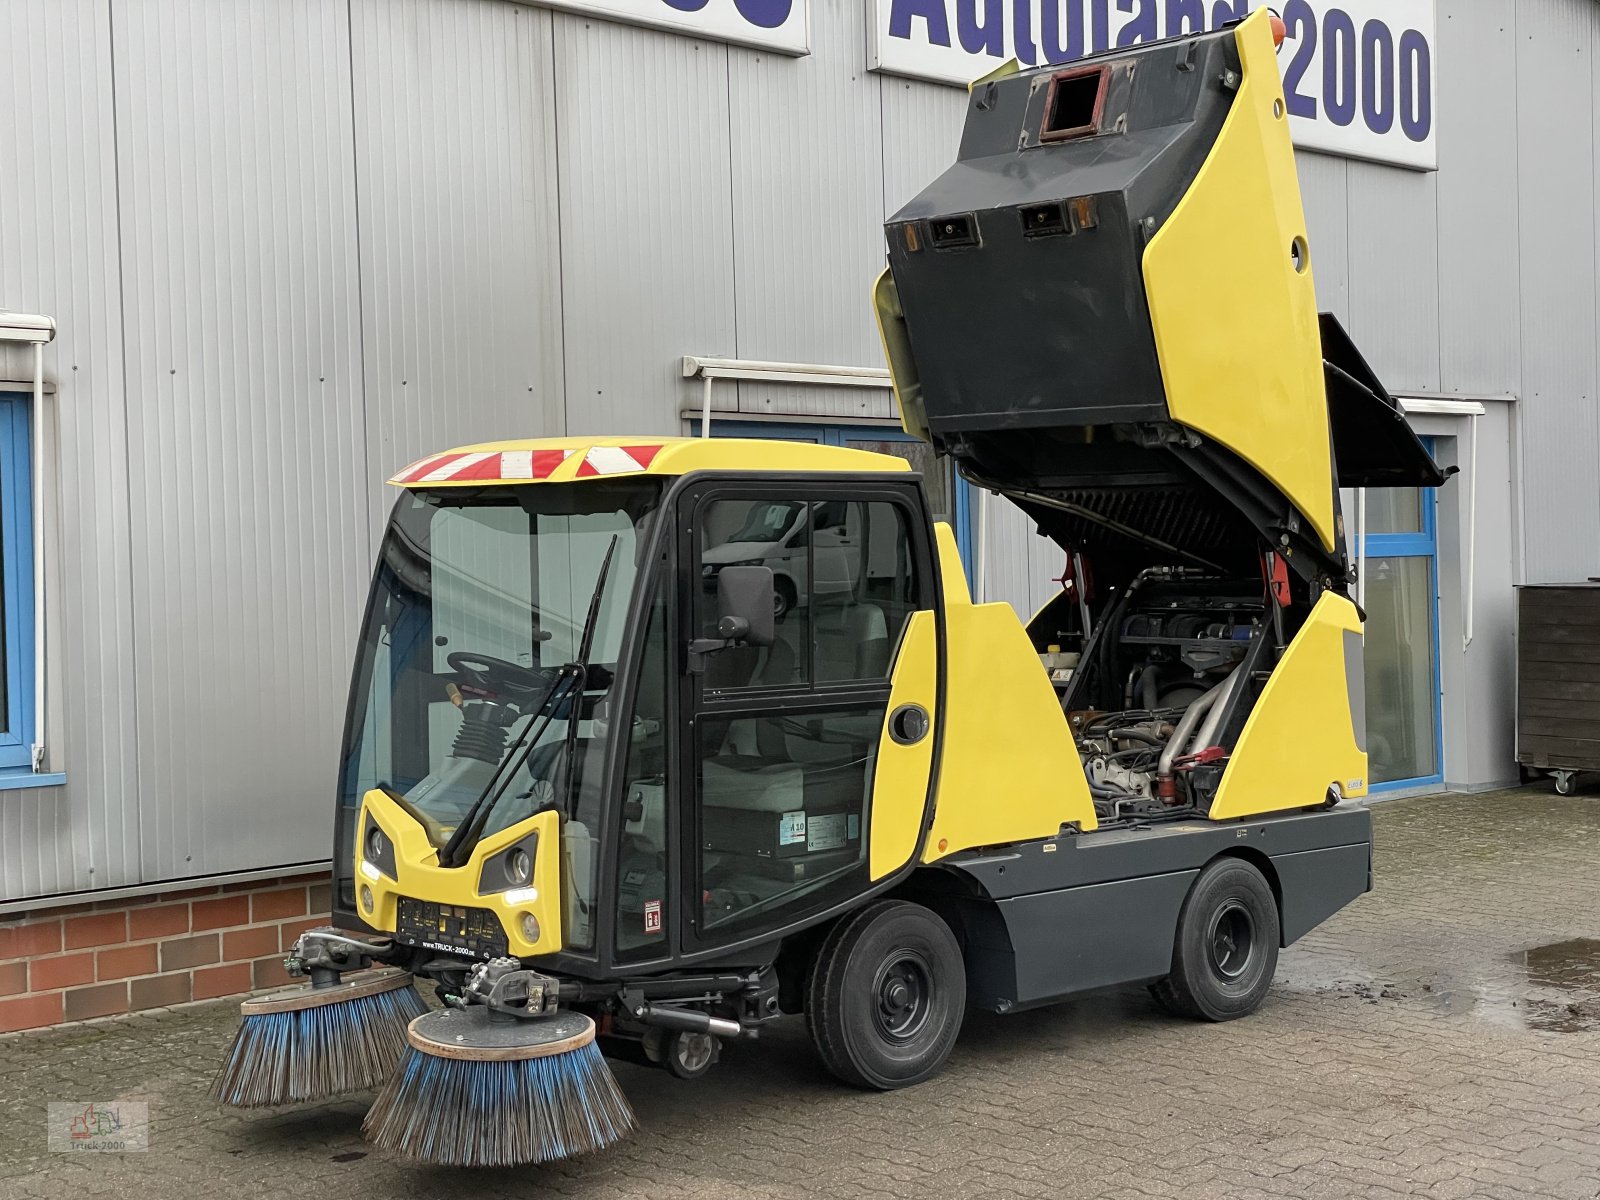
[1359, 440, 1444, 793]
[699, 419, 976, 590]
[0, 393, 37, 773]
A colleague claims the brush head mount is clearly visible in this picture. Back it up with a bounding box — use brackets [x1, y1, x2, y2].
[406, 1006, 595, 1062]
[239, 967, 416, 1016]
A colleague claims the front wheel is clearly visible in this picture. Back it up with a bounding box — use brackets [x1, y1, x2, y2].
[1151, 857, 1280, 1022]
[806, 900, 966, 1090]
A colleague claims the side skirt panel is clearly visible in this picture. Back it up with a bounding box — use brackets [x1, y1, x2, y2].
[948, 808, 1372, 1013]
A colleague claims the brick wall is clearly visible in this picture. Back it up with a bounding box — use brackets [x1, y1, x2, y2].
[0, 873, 330, 1033]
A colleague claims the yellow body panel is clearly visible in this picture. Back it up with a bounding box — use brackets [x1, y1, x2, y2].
[391, 436, 911, 488]
[1140, 11, 1335, 552]
[873, 269, 928, 442]
[357, 790, 564, 958]
[923, 527, 1096, 861]
[1209, 592, 1368, 819]
[868, 610, 939, 880]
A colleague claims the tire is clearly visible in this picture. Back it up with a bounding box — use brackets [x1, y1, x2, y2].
[773, 577, 796, 620]
[1150, 857, 1280, 1022]
[805, 900, 965, 1090]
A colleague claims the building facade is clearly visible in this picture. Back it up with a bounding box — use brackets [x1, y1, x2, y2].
[0, 0, 1589, 1027]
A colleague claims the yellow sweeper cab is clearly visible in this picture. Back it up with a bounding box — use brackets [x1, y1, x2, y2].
[215, 11, 1444, 1168]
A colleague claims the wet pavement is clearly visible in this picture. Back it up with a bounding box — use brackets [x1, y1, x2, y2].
[5, 786, 1600, 1199]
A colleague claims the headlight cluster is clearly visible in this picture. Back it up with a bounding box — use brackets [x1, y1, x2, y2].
[361, 813, 397, 881]
[478, 832, 540, 900]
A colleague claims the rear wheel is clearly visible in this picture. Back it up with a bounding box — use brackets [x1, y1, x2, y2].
[806, 900, 965, 1090]
[1151, 857, 1279, 1021]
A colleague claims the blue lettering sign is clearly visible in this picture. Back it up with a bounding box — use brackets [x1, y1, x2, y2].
[1115, 0, 1158, 46]
[891, 0, 953, 47]
[732, 0, 794, 28]
[1040, 0, 1087, 63]
[1165, 0, 1205, 36]
[957, 0, 1005, 56]
[1089, 0, 1112, 52]
[1013, 0, 1039, 65]
[661, 0, 711, 11]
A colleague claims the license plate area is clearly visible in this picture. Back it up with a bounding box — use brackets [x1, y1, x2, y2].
[395, 898, 510, 960]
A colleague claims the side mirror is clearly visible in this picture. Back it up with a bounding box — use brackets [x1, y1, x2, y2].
[715, 565, 775, 648]
[689, 565, 776, 673]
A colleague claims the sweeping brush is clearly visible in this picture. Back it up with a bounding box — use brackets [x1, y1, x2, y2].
[363, 1007, 636, 1167]
[212, 967, 428, 1108]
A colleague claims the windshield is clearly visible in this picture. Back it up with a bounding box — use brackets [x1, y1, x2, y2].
[336, 480, 661, 949]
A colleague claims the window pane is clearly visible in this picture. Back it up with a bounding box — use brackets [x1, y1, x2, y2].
[815, 501, 918, 684]
[615, 595, 669, 959]
[845, 438, 953, 525]
[1363, 555, 1438, 783]
[698, 705, 883, 937]
[1365, 487, 1423, 535]
[699, 498, 811, 688]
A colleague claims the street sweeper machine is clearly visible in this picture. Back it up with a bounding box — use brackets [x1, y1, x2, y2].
[214, 11, 1445, 1167]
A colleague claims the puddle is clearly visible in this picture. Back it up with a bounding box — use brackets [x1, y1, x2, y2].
[1420, 938, 1600, 1034]
[1283, 938, 1600, 1034]
[1509, 938, 1600, 1033]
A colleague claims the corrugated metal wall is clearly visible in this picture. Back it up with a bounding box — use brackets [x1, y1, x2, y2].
[0, 0, 1589, 899]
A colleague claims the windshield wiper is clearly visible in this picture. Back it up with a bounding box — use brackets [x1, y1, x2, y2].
[436, 536, 620, 869]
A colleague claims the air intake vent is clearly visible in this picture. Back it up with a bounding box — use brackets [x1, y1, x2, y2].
[1041, 67, 1107, 142]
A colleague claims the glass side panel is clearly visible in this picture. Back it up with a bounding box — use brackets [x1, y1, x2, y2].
[699, 498, 920, 689]
[697, 705, 884, 938]
[699, 497, 812, 689]
[1363, 555, 1438, 783]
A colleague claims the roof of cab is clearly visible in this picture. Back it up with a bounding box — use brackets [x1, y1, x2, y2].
[388, 436, 913, 488]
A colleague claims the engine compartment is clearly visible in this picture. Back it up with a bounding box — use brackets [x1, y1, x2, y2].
[1031, 566, 1294, 824]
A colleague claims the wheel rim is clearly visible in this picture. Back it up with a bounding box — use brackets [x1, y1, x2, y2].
[672, 1032, 715, 1074]
[872, 948, 933, 1042]
[1206, 901, 1255, 981]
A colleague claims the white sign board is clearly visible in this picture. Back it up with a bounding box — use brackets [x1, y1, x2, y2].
[534, 0, 810, 55]
[867, 1, 1437, 171]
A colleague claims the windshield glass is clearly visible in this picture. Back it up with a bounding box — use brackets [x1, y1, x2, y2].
[337, 480, 661, 948]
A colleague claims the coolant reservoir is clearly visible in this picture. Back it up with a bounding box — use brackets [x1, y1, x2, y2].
[1039, 644, 1079, 687]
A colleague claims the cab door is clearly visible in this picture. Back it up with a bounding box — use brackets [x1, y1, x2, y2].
[679, 479, 939, 954]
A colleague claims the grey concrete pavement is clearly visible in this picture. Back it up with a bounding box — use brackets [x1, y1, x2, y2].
[4, 787, 1600, 1199]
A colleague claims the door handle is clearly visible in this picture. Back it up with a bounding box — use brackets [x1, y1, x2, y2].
[888, 704, 930, 746]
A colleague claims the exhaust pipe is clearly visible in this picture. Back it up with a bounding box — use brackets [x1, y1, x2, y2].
[1156, 674, 1232, 802]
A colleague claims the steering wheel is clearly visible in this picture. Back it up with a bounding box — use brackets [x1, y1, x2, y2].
[447, 651, 556, 699]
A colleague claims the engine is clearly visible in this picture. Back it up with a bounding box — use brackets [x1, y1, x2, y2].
[1045, 570, 1277, 822]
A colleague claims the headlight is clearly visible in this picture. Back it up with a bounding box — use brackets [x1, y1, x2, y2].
[519, 912, 541, 943]
[508, 847, 533, 886]
[478, 833, 540, 896]
[361, 813, 397, 880]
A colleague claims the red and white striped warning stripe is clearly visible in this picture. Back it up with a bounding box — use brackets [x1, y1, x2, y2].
[390, 449, 574, 485]
[574, 445, 663, 476]
[391, 444, 665, 485]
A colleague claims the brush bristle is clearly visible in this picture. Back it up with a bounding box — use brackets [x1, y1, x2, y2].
[362, 1039, 637, 1167]
[212, 984, 429, 1108]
